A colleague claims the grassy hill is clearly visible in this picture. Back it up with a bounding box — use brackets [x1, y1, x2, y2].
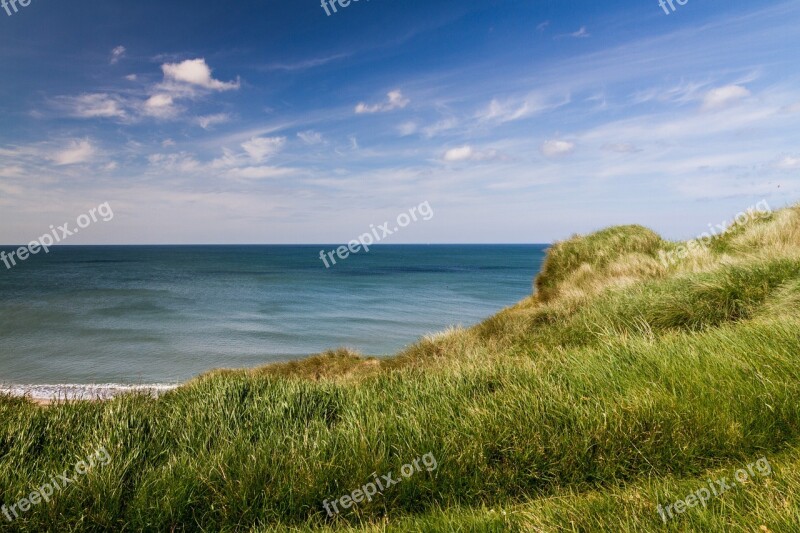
[2, 203, 800, 531]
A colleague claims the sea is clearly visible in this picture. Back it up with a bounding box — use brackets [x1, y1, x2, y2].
[0, 245, 546, 399]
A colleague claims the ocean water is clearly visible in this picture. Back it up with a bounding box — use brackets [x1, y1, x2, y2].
[0, 245, 545, 391]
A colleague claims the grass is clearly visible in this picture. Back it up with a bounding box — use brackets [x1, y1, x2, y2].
[2, 204, 800, 531]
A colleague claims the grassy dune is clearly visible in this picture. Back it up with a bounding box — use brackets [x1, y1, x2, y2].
[2, 204, 800, 531]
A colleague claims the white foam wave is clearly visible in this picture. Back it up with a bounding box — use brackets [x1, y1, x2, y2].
[0, 383, 180, 401]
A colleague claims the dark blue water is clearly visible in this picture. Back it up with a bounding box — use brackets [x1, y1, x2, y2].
[0, 245, 545, 385]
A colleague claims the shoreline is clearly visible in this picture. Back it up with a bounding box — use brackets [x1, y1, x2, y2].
[0, 383, 180, 404]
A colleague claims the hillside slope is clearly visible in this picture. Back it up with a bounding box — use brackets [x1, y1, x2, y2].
[2, 203, 800, 532]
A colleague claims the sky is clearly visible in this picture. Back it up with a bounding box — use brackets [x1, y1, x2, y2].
[0, 0, 798, 244]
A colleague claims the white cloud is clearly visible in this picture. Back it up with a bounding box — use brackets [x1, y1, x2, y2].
[633, 80, 712, 106]
[264, 53, 349, 71]
[442, 145, 498, 162]
[422, 118, 459, 138]
[571, 26, 590, 38]
[355, 90, 409, 114]
[162, 139, 176, 148]
[58, 93, 127, 119]
[540, 139, 575, 157]
[481, 98, 532, 122]
[147, 152, 201, 173]
[143, 94, 179, 118]
[125, 74, 138, 81]
[297, 130, 323, 144]
[397, 121, 418, 136]
[775, 155, 800, 170]
[51, 139, 96, 166]
[241, 136, 286, 162]
[477, 93, 569, 123]
[702, 85, 751, 110]
[226, 166, 297, 180]
[110, 46, 126, 65]
[161, 59, 240, 91]
[196, 113, 231, 129]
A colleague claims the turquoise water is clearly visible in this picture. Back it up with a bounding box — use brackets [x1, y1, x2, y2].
[0, 245, 545, 386]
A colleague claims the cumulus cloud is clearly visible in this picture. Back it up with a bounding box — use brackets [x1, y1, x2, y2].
[241, 136, 286, 162]
[53, 59, 239, 123]
[161, 59, 240, 91]
[51, 139, 96, 166]
[110, 46, 126, 65]
[540, 139, 575, 157]
[143, 94, 179, 119]
[442, 145, 498, 162]
[355, 90, 409, 114]
[702, 85, 751, 110]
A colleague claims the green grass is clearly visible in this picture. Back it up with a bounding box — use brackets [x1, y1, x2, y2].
[2, 204, 800, 531]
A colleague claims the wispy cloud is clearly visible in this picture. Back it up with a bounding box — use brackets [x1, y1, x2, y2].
[540, 139, 575, 158]
[422, 117, 459, 138]
[263, 53, 349, 71]
[570, 26, 590, 38]
[225, 166, 297, 180]
[237, 136, 287, 163]
[477, 93, 570, 123]
[397, 121, 418, 136]
[196, 113, 232, 130]
[297, 130, 324, 144]
[355, 90, 409, 114]
[442, 145, 498, 162]
[774, 155, 800, 170]
[110, 45, 126, 65]
[50, 139, 96, 166]
[702, 84, 751, 110]
[148, 152, 201, 173]
[55, 93, 127, 119]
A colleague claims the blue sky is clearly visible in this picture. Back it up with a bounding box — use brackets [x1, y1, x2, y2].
[0, 0, 798, 244]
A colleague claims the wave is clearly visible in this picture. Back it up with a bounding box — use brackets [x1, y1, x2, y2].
[0, 383, 179, 401]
